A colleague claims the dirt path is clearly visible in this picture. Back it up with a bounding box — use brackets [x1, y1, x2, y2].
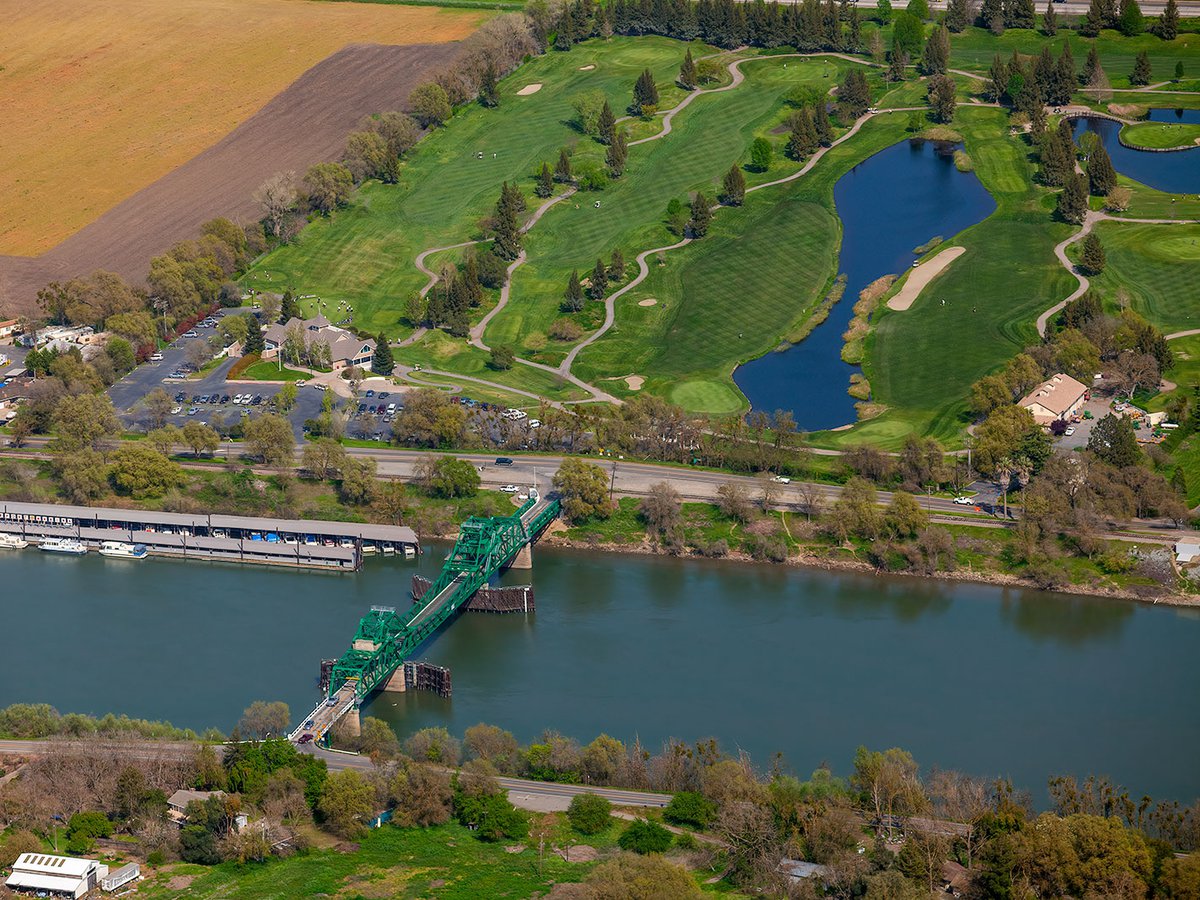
[887, 245, 967, 311]
[1166, 328, 1200, 340]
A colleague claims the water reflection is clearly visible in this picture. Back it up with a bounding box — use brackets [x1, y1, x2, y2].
[999, 591, 1134, 646]
[1070, 112, 1199, 195]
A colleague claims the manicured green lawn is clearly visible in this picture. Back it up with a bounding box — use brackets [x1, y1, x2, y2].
[1083, 221, 1200, 334]
[242, 36, 703, 335]
[240, 361, 312, 381]
[1120, 121, 1200, 150]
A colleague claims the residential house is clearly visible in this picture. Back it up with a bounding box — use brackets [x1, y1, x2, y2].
[0, 318, 20, 339]
[261, 315, 375, 371]
[1018, 373, 1089, 425]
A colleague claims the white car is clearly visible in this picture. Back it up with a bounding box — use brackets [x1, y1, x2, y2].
[1064, 427, 1076, 436]
[771, 475, 790, 484]
[953, 496, 974, 505]
[150, 352, 164, 361]
[233, 394, 244, 404]
[171, 406, 182, 415]
[499, 484, 519, 493]
[528, 419, 541, 429]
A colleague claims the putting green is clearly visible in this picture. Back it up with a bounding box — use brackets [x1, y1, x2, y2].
[670, 379, 743, 413]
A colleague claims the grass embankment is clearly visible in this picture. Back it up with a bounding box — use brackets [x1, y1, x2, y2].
[243, 37, 702, 335]
[0, 0, 485, 256]
[1120, 121, 1200, 150]
[239, 361, 312, 381]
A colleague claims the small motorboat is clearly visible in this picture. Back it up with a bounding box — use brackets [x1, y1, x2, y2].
[39, 537, 87, 555]
[99, 541, 148, 559]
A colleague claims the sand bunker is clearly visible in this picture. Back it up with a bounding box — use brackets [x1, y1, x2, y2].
[638, 297, 657, 307]
[516, 83, 543, 96]
[887, 246, 966, 311]
[625, 375, 645, 390]
[579, 64, 595, 71]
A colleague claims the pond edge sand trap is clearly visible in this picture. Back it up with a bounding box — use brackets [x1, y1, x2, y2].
[887, 246, 967, 311]
[625, 375, 645, 390]
[516, 83, 543, 95]
[637, 297, 657, 306]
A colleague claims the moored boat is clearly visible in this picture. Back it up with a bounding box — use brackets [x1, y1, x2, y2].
[99, 541, 148, 559]
[0, 533, 29, 550]
[39, 537, 87, 555]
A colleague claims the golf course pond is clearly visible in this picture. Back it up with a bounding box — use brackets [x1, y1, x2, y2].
[2, 545, 1199, 803]
[1072, 109, 1200, 195]
[733, 137, 996, 431]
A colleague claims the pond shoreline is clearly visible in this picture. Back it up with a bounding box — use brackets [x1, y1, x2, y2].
[531, 530, 1196, 608]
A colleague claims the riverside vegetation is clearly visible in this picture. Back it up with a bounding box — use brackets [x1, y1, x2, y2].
[1, 702, 1198, 898]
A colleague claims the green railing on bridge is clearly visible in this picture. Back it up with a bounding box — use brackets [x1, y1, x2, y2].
[328, 496, 559, 701]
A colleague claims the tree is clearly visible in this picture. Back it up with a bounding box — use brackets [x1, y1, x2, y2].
[1118, 0, 1143, 35]
[181, 421, 220, 457]
[921, 24, 950, 75]
[106, 336, 136, 375]
[553, 457, 612, 521]
[1082, 0, 1107, 35]
[342, 130, 393, 184]
[1080, 232, 1107, 274]
[852, 746, 927, 835]
[885, 491, 929, 538]
[618, 817, 673, 853]
[665, 791, 717, 829]
[609, 249, 626, 281]
[814, 101, 834, 145]
[488, 345, 515, 370]
[987, 53, 1008, 103]
[980, 0, 1005, 32]
[238, 700, 291, 739]
[319, 769, 374, 838]
[927, 74, 957, 122]
[244, 414, 294, 466]
[1005, 0, 1036, 28]
[144, 388, 174, 430]
[946, 0, 971, 30]
[1088, 413, 1140, 467]
[640, 481, 681, 539]
[372, 333, 394, 375]
[53, 393, 120, 451]
[688, 192, 712, 238]
[303, 437, 348, 479]
[748, 136, 774, 173]
[478, 62, 499, 108]
[838, 68, 872, 119]
[409, 82, 451, 127]
[1130, 50, 1153, 85]
[554, 148, 573, 183]
[429, 456, 481, 498]
[597, 99, 616, 144]
[567, 793, 613, 834]
[562, 269, 585, 312]
[109, 445, 183, 498]
[631, 68, 659, 115]
[242, 314, 264, 355]
[605, 127, 628, 177]
[892, 12, 924, 60]
[56, 450, 108, 502]
[1057, 172, 1090, 224]
[877, 0, 893, 23]
[253, 171, 297, 238]
[720, 164, 746, 206]
[679, 49, 698, 89]
[1175, 60, 1185, 81]
[589, 258, 609, 300]
[1159, 0, 1180, 39]
[907, 0, 930, 17]
[339, 457, 378, 505]
[1043, 0, 1059, 34]
[536, 162, 554, 198]
[276, 381, 298, 415]
[303, 162, 354, 214]
[491, 181, 523, 261]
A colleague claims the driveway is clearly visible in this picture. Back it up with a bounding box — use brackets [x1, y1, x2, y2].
[1055, 396, 1109, 450]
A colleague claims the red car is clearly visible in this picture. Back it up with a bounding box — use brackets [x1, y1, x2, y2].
[298, 733, 314, 744]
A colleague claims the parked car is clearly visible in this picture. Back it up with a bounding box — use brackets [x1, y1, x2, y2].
[495, 457, 514, 467]
[150, 352, 164, 361]
[252, 395, 263, 405]
[365, 389, 375, 398]
[1064, 427, 1076, 436]
[952, 496, 974, 505]
[221, 394, 230, 404]
[170, 406, 182, 415]
[771, 475, 790, 484]
[500, 484, 519, 493]
[379, 391, 390, 399]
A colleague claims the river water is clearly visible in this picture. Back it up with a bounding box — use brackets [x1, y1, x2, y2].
[1071, 108, 1200, 195]
[3, 547, 1198, 802]
[733, 138, 996, 431]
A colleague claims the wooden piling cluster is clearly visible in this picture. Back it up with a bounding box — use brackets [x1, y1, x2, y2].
[411, 575, 535, 613]
[403, 661, 452, 698]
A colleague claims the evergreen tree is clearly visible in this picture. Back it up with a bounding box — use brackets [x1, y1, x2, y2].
[1039, 118, 1076, 186]
[1088, 413, 1140, 466]
[750, 136, 773, 171]
[463, 254, 483, 307]
[632, 69, 660, 115]
[243, 317, 264, 355]
[1056, 172, 1089, 224]
[608, 249, 625, 282]
[279, 290, 300, 324]
[606, 128, 628, 177]
[1082, 44, 1102, 85]
[1029, 100, 1048, 137]
[1050, 44, 1076, 106]
[946, 0, 970, 31]
[1004, 0, 1036, 29]
[492, 182, 523, 261]
[1171, 466, 1187, 499]
[555, 148, 573, 183]
[788, 108, 820, 159]
[1176, 60, 1185, 81]
[555, 12, 574, 50]
[907, 0, 929, 19]
[847, 7, 862, 50]
[598, 100, 617, 145]
[1080, 232, 1106, 273]
[814, 102, 833, 145]
[888, 43, 909, 83]
[1034, 46, 1056, 102]
[479, 63, 500, 108]
[503, 180, 527, 214]
[838, 68, 871, 118]
[536, 162, 554, 198]
[720, 164, 746, 205]
[1043, 0, 1058, 35]
[987, 53, 1008, 102]
[980, 0, 1005, 33]
[1130, 50, 1153, 84]
[1158, 0, 1180, 40]
[679, 49, 698, 89]
[562, 269, 584, 312]
[1087, 142, 1117, 195]
[928, 74, 957, 122]
[589, 258, 609, 300]
[688, 192, 712, 237]
[921, 23, 950, 75]
[1081, 0, 1105, 36]
[372, 333, 395, 375]
[1117, 0, 1143, 35]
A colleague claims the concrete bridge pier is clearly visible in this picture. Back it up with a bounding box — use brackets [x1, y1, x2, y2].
[508, 543, 533, 570]
[382, 667, 407, 693]
[343, 705, 361, 738]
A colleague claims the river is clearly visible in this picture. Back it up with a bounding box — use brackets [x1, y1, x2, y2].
[733, 138, 996, 431]
[1071, 108, 1200, 195]
[3, 547, 1199, 803]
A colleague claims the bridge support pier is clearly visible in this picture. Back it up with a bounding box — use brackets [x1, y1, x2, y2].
[382, 667, 407, 693]
[343, 706, 361, 739]
[508, 543, 533, 570]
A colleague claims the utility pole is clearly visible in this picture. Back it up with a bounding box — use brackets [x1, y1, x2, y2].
[609, 461, 617, 502]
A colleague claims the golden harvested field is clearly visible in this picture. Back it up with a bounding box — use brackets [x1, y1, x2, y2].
[0, 0, 487, 256]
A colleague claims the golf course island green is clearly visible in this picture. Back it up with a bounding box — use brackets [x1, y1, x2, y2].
[240, 19, 1200, 447]
[1119, 120, 1200, 150]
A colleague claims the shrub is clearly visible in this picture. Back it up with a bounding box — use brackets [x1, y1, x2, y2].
[146, 850, 166, 867]
[227, 353, 261, 380]
[567, 792, 613, 834]
[664, 791, 716, 829]
[618, 818, 673, 854]
[549, 319, 584, 341]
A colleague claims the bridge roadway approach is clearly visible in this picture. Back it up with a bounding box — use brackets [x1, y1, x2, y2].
[292, 493, 560, 744]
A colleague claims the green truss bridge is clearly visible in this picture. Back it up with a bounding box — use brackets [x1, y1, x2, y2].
[292, 493, 559, 743]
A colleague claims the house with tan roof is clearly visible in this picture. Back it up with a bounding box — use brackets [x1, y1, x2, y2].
[1018, 373, 1089, 425]
[261, 315, 375, 371]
